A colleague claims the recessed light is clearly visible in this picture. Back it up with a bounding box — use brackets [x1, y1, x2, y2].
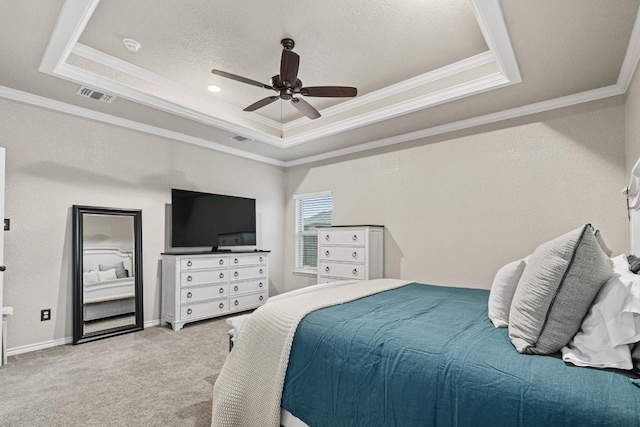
[123, 38, 141, 52]
[208, 85, 222, 93]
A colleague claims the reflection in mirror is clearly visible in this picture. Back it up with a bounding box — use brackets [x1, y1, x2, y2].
[73, 206, 143, 344]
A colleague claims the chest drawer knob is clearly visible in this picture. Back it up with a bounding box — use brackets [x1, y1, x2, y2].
[187, 308, 192, 315]
[234, 300, 239, 306]
[259, 256, 263, 262]
[234, 258, 239, 264]
[325, 266, 330, 273]
[352, 251, 358, 259]
[219, 272, 225, 279]
[187, 260, 192, 267]
[219, 287, 224, 294]
[259, 268, 264, 275]
[187, 275, 192, 282]
[259, 282, 264, 288]
[234, 271, 239, 277]
[352, 268, 358, 276]
[186, 292, 192, 299]
[352, 234, 358, 242]
[325, 250, 330, 257]
[219, 259, 224, 265]
[259, 295, 264, 301]
[325, 234, 330, 241]
[234, 285, 239, 292]
[219, 302, 224, 309]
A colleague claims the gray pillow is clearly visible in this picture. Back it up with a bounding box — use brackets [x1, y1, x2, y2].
[628, 255, 640, 274]
[99, 261, 128, 279]
[633, 343, 640, 374]
[509, 225, 614, 354]
[594, 230, 613, 257]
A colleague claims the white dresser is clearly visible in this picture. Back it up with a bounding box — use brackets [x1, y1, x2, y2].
[161, 251, 269, 331]
[317, 226, 384, 284]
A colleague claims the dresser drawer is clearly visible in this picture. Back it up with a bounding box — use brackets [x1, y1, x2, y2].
[230, 266, 267, 282]
[230, 279, 267, 295]
[180, 269, 227, 287]
[318, 276, 358, 284]
[319, 262, 364, 279]
[180, 256, 227, 270]
[181, 284, 228, 303]
[229, 254, 267, 267]
[230, 292, 267, 311]
[318, 229, 365, 246]
[319, 246, 365, 263]
[181, 299, 229, 319]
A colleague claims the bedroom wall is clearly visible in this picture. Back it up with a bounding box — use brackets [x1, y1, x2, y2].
[285, 96, 628, 291]
[0, 98, 286, 350]
[626, 63, 640, 178]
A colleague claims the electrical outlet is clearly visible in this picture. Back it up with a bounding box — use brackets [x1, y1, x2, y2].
[41, 309, 51, 321]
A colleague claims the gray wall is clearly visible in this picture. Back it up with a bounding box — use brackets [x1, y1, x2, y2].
[0, 98, 286, 350]
[285, 97, 628, 292]
[626, 63, 640, 179]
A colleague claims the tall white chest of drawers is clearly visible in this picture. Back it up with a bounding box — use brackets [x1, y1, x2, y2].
[161, 251, 269, 331]
[317, 226, 384, 284]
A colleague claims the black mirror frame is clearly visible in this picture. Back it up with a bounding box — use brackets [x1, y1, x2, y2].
[72, 205, 144, 345]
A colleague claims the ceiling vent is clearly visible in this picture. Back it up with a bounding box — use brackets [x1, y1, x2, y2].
[77, 86, 116, 104]
[231, 135, 252, 143]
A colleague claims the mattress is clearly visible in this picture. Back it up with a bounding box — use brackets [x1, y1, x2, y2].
[83, 277, 135, 304]
[281, 283, 640, 426]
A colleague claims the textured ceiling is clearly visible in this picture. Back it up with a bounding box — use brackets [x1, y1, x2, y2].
[0, 0, 638, 165]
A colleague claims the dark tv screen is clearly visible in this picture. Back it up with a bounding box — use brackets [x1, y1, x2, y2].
[171, 189, 256, 248]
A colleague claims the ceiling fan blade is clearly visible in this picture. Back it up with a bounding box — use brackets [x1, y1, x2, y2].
[243, 96, 280, 112]
[300, 86, 358, 97]
[291, 97, 321, 120]
[280, 50, 300, 86]
[211, 69, 272, 90]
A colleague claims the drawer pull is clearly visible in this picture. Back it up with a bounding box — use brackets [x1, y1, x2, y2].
[234, 285, 239, 292]
[234, 258, 239, 264]
[219, 303, 224, 309]
[352, 234, 358, 242]
[325, 266, 330, 273]
[187, 275, 192, 282]
[187, 260, 192, 267]
[234, 271, 239, 277]
[186, 292, 192, 299]
[325, 234, 330, 241]
[187, 308, 192, 315]
[259, 256, 263, 262]
[219, 272, 224, 279]
[219, 259, 224, 265]
[219, 287, 224, 294]
[352, 268, 358, 276]
[352, 251, 358, 259]
[325, 250, 330, 257]
[234, 300, 239, 306]
[259, 282, 264, 288]
[259, 268, 264, 274]
[259, 295, 264, 301]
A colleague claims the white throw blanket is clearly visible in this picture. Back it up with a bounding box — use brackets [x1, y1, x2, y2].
[211, 278, 412, 427]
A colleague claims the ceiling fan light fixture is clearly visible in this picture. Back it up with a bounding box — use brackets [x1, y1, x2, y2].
[207, 85, 222, 93]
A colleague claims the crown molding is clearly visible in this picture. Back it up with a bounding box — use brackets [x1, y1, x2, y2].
[0, 85, 286, 167]
[284, 85, 623, 167]
[39, 0, 521, 149]
[617, 6, 640, 92]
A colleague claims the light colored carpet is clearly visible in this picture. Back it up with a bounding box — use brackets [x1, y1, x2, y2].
[0, 315, 237, 427]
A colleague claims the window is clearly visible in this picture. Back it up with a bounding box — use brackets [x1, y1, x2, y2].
[294, 192, 332, 273]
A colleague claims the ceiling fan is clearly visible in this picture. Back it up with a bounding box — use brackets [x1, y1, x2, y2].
[211, 38, 357, 120]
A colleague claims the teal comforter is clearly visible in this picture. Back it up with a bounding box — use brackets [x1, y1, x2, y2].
[281, 283, 640, 426]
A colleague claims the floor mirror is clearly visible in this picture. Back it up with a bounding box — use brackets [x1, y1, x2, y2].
[72, 206, 143, 344]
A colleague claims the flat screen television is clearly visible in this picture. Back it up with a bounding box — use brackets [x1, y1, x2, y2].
[171, 189, 256, 250]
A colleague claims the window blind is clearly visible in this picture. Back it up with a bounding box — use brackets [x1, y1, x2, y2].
[295, 193, 332, 270]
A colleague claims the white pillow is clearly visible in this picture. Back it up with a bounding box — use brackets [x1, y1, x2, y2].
[97, 268, 117, 282]
[488, 258, 527, 328]
[83, 270, 99, 285]
[562, 255, 640, 369]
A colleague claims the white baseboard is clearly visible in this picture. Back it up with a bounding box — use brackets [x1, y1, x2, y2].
[6, 319, 162, 357]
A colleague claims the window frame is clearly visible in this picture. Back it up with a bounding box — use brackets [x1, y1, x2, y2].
[293, 191, 333, 276]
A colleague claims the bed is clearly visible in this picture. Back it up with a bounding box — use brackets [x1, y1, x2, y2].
[82, 247, 135, 321]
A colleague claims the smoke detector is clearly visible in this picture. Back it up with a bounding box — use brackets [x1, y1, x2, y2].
[77, 86, 116, 103]
[123, 38, 141, 52]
